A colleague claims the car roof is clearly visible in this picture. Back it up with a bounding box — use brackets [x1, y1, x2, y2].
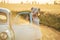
[0, 8, 10, 14]
[18, 11, 31, 14]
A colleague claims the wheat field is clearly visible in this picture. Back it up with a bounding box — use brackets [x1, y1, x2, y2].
[0, 3, 60, 14]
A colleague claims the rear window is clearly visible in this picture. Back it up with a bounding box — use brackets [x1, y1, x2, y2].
[14, 13, 30, 25]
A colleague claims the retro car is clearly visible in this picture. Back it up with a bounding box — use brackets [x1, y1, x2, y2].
[0, 8, 42, 40]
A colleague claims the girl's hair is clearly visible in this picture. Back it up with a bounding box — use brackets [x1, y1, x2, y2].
[31, 7, 40, 13]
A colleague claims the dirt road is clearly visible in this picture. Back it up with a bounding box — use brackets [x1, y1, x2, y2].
[40, 25, 60, 40]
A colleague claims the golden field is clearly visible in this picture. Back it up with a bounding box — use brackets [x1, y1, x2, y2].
[0, 3, 60, 14]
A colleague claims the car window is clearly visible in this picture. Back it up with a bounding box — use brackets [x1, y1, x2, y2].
[20, 14, 30, 21]
[14, 13, 30, 25]
[0, 12, 7, 24]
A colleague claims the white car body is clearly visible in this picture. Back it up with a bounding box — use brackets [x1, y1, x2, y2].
[0, 8, 42, 40]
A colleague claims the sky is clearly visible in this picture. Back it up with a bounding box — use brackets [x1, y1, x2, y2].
[0, 0, 60, 4]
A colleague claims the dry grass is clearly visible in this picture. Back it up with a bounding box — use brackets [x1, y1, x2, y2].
[0, 3, 60, 14]
[39, 12, 60, 31]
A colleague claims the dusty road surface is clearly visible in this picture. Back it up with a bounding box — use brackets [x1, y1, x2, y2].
[40, 25, 60, 40]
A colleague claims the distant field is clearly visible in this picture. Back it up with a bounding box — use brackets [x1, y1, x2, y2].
[0, 3, 60, 14]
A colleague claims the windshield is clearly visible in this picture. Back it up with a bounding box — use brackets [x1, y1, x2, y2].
[0, 12, 7, 24]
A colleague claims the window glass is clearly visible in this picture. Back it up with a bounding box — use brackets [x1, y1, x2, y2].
[14, 13, 30, 25]
[0, 12, 7, 24]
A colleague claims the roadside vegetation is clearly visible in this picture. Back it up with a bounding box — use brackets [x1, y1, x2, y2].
[39, 11, 60, 31]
